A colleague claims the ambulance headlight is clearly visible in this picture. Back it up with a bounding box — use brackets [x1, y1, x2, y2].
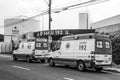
[32, 49, 35, 55]
[91, 56, 95, 61]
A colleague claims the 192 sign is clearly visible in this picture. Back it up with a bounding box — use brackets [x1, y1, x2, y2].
[79, 45, 86, 50]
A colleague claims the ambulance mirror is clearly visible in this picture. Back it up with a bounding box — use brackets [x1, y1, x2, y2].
[52, 48, 56, 51]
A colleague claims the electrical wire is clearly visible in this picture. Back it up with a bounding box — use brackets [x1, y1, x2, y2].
[5, 0, 109, 27]
[59, 0, 110, 12]
[43, 0, 49, 6]
[5, 11, 48, 27]
[52, 0, 83, 9]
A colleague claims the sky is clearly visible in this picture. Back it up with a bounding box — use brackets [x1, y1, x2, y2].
[0, 0, 120, 34]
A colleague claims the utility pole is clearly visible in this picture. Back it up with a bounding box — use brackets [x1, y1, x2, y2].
[48, 0, 52, 51]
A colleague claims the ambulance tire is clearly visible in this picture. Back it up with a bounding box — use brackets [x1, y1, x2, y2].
[26, 56, 31, 63]
[41, 60, 45, 63]
[95, 67, 103, 72]
[49, 58, 55, 67]
[77, 61, 86, 71]
[13, 55, 17, 61]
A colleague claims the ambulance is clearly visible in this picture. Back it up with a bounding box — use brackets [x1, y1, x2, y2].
[48, 33, 112, 71]
[13, 37, 48, 63]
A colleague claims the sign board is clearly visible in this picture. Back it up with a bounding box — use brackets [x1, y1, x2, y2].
[12, 26, 19, 35]
[35, 37, 48, 50]
[34, 29, 95, 37]
[12, 30, 19, 34]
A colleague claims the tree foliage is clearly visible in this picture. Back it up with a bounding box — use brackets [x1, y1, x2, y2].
[109, 30, 120, 64]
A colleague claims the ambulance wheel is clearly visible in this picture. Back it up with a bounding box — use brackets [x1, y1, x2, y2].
[95, 67, 103, 71]
[41, 60, 45, 63]
[13, 55, 17, 61]
[49, 58, 55, 67]
[26, 56, 31, 63]
[77, 61, 86, 71]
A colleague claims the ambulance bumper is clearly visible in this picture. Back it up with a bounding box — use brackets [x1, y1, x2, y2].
[90, 61, 112, 68]
[33, 55, 47, 59]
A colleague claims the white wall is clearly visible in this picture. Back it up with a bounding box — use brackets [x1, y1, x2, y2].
[91, 14, 120, 29]
[79, 13, 88, 29]
[4, 18, 40, 42]
[95, 23, 120, 33]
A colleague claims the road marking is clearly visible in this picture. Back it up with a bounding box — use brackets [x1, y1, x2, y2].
[12, 65, 31, 71]
[64, 77, 74, 80]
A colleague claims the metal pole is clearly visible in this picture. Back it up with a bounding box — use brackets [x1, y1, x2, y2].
[86, 6, 88, 29]
[87, 13, 88, 29]
[48, 0, 52, 51]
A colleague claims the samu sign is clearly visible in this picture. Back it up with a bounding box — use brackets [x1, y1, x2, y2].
[12, 29, 19, 34]
[34, 29, 95, 37]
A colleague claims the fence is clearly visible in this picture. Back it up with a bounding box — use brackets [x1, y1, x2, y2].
[0, 42, 13, 54]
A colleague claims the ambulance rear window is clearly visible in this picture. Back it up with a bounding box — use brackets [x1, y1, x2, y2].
[96, 41, 103, 48]
[105, 42, 110, 48]
[96, 41, 111, 48]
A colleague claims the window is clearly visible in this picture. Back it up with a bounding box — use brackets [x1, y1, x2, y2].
[43, 43, 47, 48]
[52, 42, 61, 51]
[105, 42, 110, 48]
[56, 42, 61, 50]
[36, 43, 41, 47]
[97, 41, 103, 48]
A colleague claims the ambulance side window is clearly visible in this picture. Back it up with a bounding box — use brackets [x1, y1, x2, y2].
[53, 42, 61, 51]
[56, 42, 61, 50]
[105, 42, 110, 48]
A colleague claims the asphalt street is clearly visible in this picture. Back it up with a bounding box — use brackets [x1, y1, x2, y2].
[0, 54, 120, 80]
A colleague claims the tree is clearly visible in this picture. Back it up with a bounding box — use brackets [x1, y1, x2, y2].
[110, 31, 120, 65]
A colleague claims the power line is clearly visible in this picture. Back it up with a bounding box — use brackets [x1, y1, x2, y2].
[5, 0, 109, 27]
[43, 0, 49, 6]
[5, 11, 48, 27]
[59, 0, 110, 11]
[52, 0, 83, 9]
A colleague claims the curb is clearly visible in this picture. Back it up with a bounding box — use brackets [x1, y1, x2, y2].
[104, 68, 120, 73]
[0, 54, 12, 58]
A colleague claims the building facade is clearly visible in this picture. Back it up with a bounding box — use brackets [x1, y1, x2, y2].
[91, 14, 120, 33]
[4, 16, 40, 42]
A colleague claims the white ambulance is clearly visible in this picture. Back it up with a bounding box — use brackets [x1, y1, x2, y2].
[48, 33, 112, 71]
[13, 38, 48, 63]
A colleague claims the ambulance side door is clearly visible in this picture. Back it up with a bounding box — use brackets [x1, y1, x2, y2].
[59, 41, 76, 65]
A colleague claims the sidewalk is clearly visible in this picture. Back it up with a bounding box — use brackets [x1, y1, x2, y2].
[0, 53, 12, 58]
[104, 67, 120, 73]
[104, 63, 120, 73]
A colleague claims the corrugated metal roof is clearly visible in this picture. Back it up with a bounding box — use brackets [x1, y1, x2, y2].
[91, 14, 120, 28]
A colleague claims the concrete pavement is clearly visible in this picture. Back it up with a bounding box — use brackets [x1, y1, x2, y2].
[1, 53, 120, 73]
[0, 53, 120, 80]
